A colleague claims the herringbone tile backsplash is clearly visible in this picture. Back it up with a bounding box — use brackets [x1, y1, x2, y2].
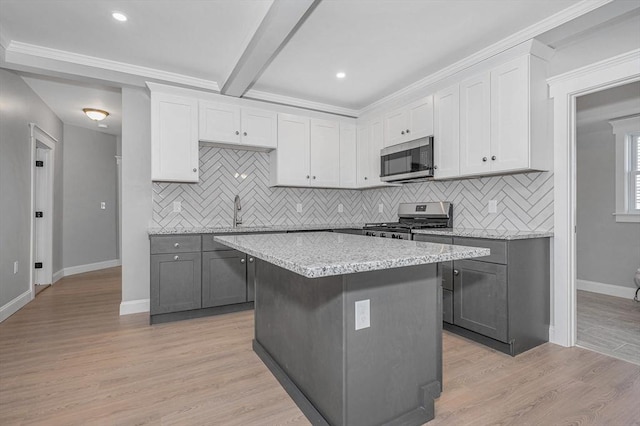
[153, 147, 553, 231]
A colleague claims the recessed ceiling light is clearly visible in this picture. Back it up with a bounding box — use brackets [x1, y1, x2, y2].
[83, 108, 109, 121]
[336, 72, 346, 79]
[112, 12, 127, 22]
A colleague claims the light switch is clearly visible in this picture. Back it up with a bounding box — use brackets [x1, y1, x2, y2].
[173, 201, 182, 213]
[338, 204, 344, 213]
[296, 203, 303, 213]
[378, 204, 384, 213]
[488, 200, 497, 214]
[355, 299, 370, 330]
[13, 261, 18, 274]
[100, 202, 106, 210]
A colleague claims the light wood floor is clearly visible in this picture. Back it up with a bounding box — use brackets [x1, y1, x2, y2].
[1, 268, 639, 426]
[577, 290, 640, 365]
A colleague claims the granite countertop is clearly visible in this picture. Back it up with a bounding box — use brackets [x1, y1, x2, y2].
[148, 223, 366, 235]
[411, 228, 553, 240]
[214, 231, 490, 278]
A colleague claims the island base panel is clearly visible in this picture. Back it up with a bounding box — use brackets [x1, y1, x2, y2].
[254, 260, 442, 426]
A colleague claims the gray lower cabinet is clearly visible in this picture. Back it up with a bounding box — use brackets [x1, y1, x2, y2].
[453, 259, 508, 342]
[150, 248, 202, 315]
[202, 250, 248, 308]
[413, 233, 550, 355]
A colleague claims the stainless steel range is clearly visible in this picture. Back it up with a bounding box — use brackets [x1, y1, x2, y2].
[362, 202, 453, 239]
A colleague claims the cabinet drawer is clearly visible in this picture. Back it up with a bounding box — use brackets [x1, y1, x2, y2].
[413, 234, 453, 245]
[150, 235, 201, 254]
[453, 237, 506, 264]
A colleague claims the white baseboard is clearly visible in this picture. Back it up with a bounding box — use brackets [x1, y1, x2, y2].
[0, 289, 32, 322]
[53, 269, 64, 283]
[576, 279, 637, 299]
[60, 259, 121, 279]
[120, 299, 150, 315]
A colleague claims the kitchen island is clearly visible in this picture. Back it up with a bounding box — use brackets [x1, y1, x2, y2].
[214, 232, 489, 426]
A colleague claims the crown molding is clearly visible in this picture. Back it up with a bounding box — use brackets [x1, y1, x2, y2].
[244, 89, 359, 117]
[5, 41, 220, 91]
[358, 0, 612, 116]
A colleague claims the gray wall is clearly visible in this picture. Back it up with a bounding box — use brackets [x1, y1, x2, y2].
[576, 83, 640, 290]
[121, 87, 152, 305]
[62, 124, 118, 269]
[0, 68, 63, 307]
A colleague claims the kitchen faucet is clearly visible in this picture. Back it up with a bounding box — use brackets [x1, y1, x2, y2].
[233, 195, 242, 227]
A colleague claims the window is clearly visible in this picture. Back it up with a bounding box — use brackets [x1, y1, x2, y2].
[610, 116, 640, 222]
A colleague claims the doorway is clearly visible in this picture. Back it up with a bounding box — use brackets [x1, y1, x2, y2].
[30, 124, 56, 299]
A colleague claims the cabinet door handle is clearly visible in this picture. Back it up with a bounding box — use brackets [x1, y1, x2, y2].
[482, 157, 487, 162]
[406, 129, 410, 133]
[453, 269, 459, 276]
[249, 257, 254, 263]
[174, 243, 180, 248]
[235, 130, 240, 135]
[240, 258, 246, 264]
[312, 176, 316, 180]
[364, 176, 368, 180]
[243, 131, 247, 136]
[434, 165, 438, 170]
[306, 175, 310, 179]
[401, 130, 405, 135]
[491, 155, 496, 160]
[193, 168, 197, 173]
[174, 255, 179, 261]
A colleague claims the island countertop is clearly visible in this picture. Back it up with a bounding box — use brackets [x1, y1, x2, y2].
[214, 231, 489, 278]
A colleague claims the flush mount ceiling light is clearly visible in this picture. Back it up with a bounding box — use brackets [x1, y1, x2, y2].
[112, 12, 127, 22]
[336, 72, 346, 79]
[83, 108, 109, 121]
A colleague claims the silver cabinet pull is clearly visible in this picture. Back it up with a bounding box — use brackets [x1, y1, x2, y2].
[193, 168, 197, 172]
[240, 258, 246, 264]
[491, 155, 496, 160]
[364, 176, 368, 180]
[406, 129, 410, 133]
[482, 157, 487, 162]
[174, 242, 180, 248]
[312, 176, 316, 180]
[434, 165, 438, 170]
[453, 269, 459, 276]
[174, 255, 179, 260]
[401, 130, 405, 135]
[235, 130, 240, 135]
[306, 175, 310, 179]
[243, 131, 247, 136]
[249, 257, 254, 263]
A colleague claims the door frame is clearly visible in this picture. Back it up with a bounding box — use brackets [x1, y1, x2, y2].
[547, 49, 640, 347]
[29, 123, 57, 298]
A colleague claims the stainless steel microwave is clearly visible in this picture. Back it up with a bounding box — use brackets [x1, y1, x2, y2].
[380, 137, 434, 183]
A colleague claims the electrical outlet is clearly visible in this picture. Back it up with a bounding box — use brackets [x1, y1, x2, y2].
[338, 203, 344, 213]
[296, 203, 303, 213]
[488, 200, 497, 214]
[355, 299, 370, 330]
[173, 201, 182, 213]
[100, 201, 106, 210]
[378, 204, 384, 213]
[13, 261, 18, 274]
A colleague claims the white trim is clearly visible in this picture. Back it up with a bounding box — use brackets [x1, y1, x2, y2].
[548, 49, 640, 348]
[119, 299, 150, 315]
[577, 279, 637, 299]
[61, 259, 121, 278]
[5, 41, 220, 92]
[613, 213, 640, 223]
[0, 290, 31, 323]
[243, 89, 358, 118]
[53, 269, 64, 283]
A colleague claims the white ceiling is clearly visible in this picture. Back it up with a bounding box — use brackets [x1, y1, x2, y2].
[0, 0, 635, 135]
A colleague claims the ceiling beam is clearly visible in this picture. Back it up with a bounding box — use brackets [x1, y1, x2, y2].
[221, 0, 321, 98]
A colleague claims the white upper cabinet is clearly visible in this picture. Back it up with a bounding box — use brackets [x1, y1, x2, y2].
[151, 92, 199, 182]
[357, 118, 385, 188]
[270, 114, 310, 187]
[199, 100, 277, 150]
[459, 73, 491, 175]
[384, 96, 433, 147]
[339, 124, 357, 188]
[490, 56, 531, 173]
[434, 85, 460, 179]
[310, 118, 340, 187]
